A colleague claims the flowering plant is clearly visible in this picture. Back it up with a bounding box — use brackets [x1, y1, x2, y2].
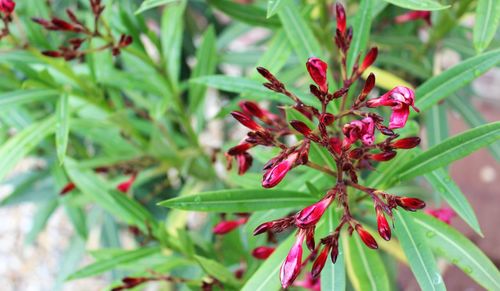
[0, 0, 499, 290]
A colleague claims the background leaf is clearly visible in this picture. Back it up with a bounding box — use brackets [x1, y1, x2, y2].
[393, 210, 446, 291]
[56, 93, 70, 164]
[396, 122, 500, 180]
[158, 189, 315, 212]
[381, 0, 450, 10]
[473, 0, 500, 53]
[347, 0, 373, 72]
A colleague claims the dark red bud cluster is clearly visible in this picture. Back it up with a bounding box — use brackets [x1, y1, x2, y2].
[306, 57, 328, 92]
[396, 197, 426, 211]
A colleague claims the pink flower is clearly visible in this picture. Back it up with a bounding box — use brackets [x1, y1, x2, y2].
[294, 272, 321, 291]
[213, 217, 248, 235]
[343, 117, 375, 147]
[395, 11, 432, 26]
[117, 174, 137, 193]
[295, 196, 333, 228]
[306, 57, 328, 92]
[262, 153, 298, 188]
[426, 207, 455, 224]
[0, 0, 15, 16]
[367, 86, 419, 129]
[280, 231, 305, 288]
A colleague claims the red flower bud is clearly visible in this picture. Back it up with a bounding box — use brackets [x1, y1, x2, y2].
[335, 3, 346, 34]
[320, 113, 335, 126]
[213, 217, 248, 235]
[295, 196, 333, 228]
[252, 246, 275, 260]
[60, 182, 76, 195]
[349, 148, 364, 159]
[356, 225, 378, 249]
[253, 221, 273, 235]
[231, 111, 263, 131]
[42, 51, 63, 58]
[306, 57, 328, 92]
[330, 243, 339, 263]
[117, 173, 137, 193]
[280, 232, 305, 288]
[311, 245, 330, 278]
[305, 228, 315, 252]
[236, 153, 253, 175]
[119, 34, 133, 47]
[51, 18, 76, 31]
[290, 120, 312, 137]
[329, 137, 342, 155]
[256, 66, 274, 81]
[239, 101, 265, 120]
[376, 207, 391, 241]
[391, 137, 421, 149]
[227, 142, 253, 155]
[396, 197, 426, 211]
[262, 153, 298, 188]
[362, 73, 376, 96]
[359, 47, 378, 73]
[122, 277, 147, 288]
[370, 151, 397, 162]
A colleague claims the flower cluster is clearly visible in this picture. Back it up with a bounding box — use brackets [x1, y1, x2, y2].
[0, 0, 15, 40]
[226, 3, 425, 288]
[32, 0, 132, 60]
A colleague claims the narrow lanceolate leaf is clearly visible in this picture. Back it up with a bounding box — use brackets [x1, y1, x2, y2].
[158, 189, 315, 212]
[210, 0, 281, 28]
[188, 26, 217, 112]
[253, 30, 291, 76]
[267, 0, 286, 18]
[381, 0, 450, 11]
[414, 213, 500, 291]
[397, 122, 500, 180]
[0, 117, 56, 182]
[278, 6, 322, 60]
[135, 0, 179, 14]
[195, 256, 240, 287]
[448, 95, 500, 161]
[319, 209, 346, 291]
[473, 0, 500, 53]
[161, 0, 186, 86]
[343, 232, 390, 291]
[241, 233, 295, 291]
[56, 94, 70, 164]
[347, 0, 372, 72]
[0, 89, 58, 110]
[414, 49, 500, 113]
[65, 159, 155, 232]
[425, 105, 448, 147]
[393, 211, 446, 291]
[67, 247, 161, 280]
[424, 168, 482, 235]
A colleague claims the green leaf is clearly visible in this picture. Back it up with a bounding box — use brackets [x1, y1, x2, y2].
[65, 159, 155, 232]
[26, 200, 58, 244]
[473, 0, 500, 53]
[448, 95, 500, 161]
[241, 233, 295, 291]
[414, 49, 500, 113]
[278, 6, 322, 60]
[396, 122, 500, 180]
[210, 0, 281, 28]
[161, 0, 186, 86]
[343, 231, 390, 291]
[347, 0, 373, 72]
[158, 189, 315, 212]
[267, 0, 286, 18]
[135, 0, 179, 14]
[0, 89, 58, 111]
[424, 168, 482, 235]
[0, 117, 56, 183]
[188, 26, 218, 113]
[393, 210, 446, 291]
[425, 105, 448, 147]
[414, 213, 500, 290]
[253, 30, 292, 76]
[56, 94, 70, 164]
[67, 247, 161, 280]
[194, 255, 240, 287]
[319, 209, 345, 291]
[381, 0, 450, 10]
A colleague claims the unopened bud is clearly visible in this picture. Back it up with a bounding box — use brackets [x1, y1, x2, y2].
[252, 246, 275, 260]
[280, 232, 305, 288]
[335, 3, 346, 34]
[376, 206, 391, 241]
[262, 153, 298, 188]
[320, 113, 335, 126]
[359, 47, 378, 73]
[290, 120, 312, 137]
[370, 151, 397, 161]
[311, 245, 330, 278]
[60, 182, 76, 195]
[306, 57, 328, 92]
[391, 137, 421, 149]
[396, 197, 426, 211]
[231, 111, 263, 131]
[295, 196, 333, 228]
[356, 225, 378, 249]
